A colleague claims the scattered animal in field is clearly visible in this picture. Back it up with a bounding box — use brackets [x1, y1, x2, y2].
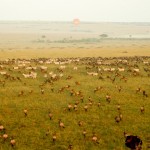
[3, 134, 8, 141]
[73, 66, 78, 70]
[0, 56, 149, 149]
[92, 133, 99, 144]
[59, 119, 65, 129]
[118, 68, 125, 72]
[140, 106, 145, 113]
[10, 138, 16, 147]
[82, 129, 87, 138]
[0, 71, 7, 75]
[0, 125, 5, 131]
[124, 132, 142, 150]
[115, 116, 121, 123]
[106, 94, 111, 103]
[48, 112, 53, 120]
[52, 133, 57, 142]
[23, 109, 28, 117]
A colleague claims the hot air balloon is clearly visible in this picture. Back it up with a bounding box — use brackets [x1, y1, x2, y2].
[73, 18, 80, 25]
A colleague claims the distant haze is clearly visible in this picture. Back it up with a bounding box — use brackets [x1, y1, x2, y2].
[0, 0, 150, 22]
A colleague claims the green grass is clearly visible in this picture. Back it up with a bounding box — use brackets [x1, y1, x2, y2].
[0, 58, 150, 150]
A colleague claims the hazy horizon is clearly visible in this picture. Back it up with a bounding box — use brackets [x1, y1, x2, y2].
[0, 20, 150, 23]
[0, 0, 150, 22]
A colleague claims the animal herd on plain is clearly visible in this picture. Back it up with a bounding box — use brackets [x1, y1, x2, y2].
[0, 56, 150, 149]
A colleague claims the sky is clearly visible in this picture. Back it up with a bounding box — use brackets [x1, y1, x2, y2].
[0, 0, 150, 22]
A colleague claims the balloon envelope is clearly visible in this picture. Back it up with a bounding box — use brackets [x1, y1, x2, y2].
[73, 19, 80, 25]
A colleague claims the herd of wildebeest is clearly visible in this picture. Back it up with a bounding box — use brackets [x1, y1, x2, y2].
[0, 56, 150, 150]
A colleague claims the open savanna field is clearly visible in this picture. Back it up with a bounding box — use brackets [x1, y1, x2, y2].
[0, 22, 150, 150]
[0, 55, 150, 150]
[0, 38, 150, 59]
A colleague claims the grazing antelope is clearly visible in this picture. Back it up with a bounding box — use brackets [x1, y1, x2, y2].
[22, 73, 31, 78]
[84, 105, 88, 112]
[29, 90, 33, 94]
[16, 77, 21, 81]
[99, 76, 104, 80]
[80, 96, 84, 103]
[73, 66, 78, 70]
[106, 94, 111, 103]
[45, 128, 50, 136]
[119, 113, 123, 120]
[87, 72, 98, 76]
[78, 121, 84, 127]
[0, 71, 7, 75]
[133, 68, 140, 73]
[59, 73, 63, 78]
[92, 133, 99, 144]
[18, 90, 24, 97]
[10, 138, 16, 147]
[143, 61, 149, 65]
[82, 129, 87, 138]
[97, 101, 101, 107]
[41, 88, 44, 94]
[66, 75, 72, 80]
[136, 87, 141, 93]
[143, 90, 148, 97]
[23, 109, 28, 117]
[140, 106, 145, 113]
[75, 81, 80, 85]
[13, 66, 19, 70]
[40, 66, 47, 71]
[118, 68, 125, 72]
[0, 125, 5, 131]
[68, 144, 73, 150]
[59, 65, 66, 69]
[59, 119, 65, 129]
[94, 86, 103, 93]
[92, 72, 98, 76]
[115, 116, 121, 123]
[65, 85, 70, 89]
[117, 105, 121, 111]
[48, 112, 53, 120]
[51, 88, 54, 92]
[118, 86, 122, 92]
[52, 132, 57, 142]
[68, 104, 73, 111]
[3, 134, 8, 141]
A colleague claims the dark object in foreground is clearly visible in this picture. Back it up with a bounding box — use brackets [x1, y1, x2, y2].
[125, 135, 142, 150]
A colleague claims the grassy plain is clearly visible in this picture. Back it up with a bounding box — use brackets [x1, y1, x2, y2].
[0, 52, 150, 150]
[0, 22, 150, 150]
[0, 39, 150, 59]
